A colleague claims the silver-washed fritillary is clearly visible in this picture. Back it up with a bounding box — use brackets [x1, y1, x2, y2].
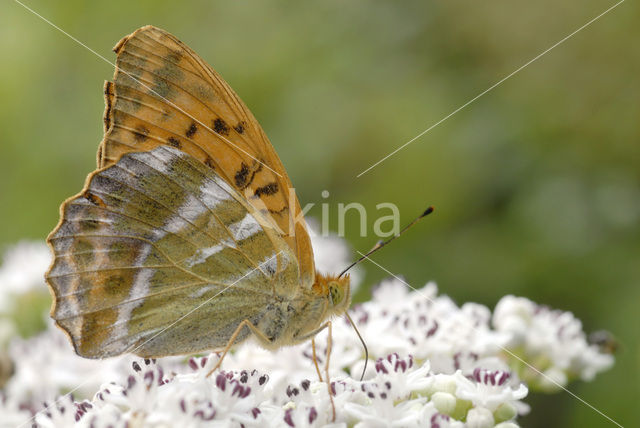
[45, 27, 352, 417]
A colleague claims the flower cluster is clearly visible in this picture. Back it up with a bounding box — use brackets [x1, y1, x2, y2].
[0, 241, 51, 347]
[0, 234, 614, 427]
[18, 353, 526, 428]
[493, 296, 614, 392]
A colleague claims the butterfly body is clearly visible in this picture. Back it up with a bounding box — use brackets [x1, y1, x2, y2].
[241, 273, 350, 352]
[45, 27, 351, 361]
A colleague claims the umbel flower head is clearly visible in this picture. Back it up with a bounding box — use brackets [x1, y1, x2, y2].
[0, 233, 614, 427]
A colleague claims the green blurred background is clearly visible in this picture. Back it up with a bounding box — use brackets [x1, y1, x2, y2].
[0, 0, 637, 426]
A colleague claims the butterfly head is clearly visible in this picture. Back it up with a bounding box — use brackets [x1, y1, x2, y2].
[313, 272, 351, 316]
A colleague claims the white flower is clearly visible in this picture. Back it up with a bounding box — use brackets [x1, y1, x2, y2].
[466, 407, 494, 428]
[338, 279, 513, 379]
[494, 423, 520, 428]
[6, 320, 130, 405]
[493, 296, 614, 390]
[344, 397, 432, 428]
[454, 369, 528, 413]
[431, 391, 457, 414]
[88, 360, 273, 427]
[0, 393, 33, 428]
[0, 240, 615, 427]
[33, 394, 80, 428]
[0, 241, 50, 312]
[370, 354, 432, 401]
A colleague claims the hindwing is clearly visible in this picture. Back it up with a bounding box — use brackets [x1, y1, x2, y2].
[47, 146, 299, 357]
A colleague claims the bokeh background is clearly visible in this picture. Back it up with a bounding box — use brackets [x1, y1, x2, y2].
[0, 1, 637, 426]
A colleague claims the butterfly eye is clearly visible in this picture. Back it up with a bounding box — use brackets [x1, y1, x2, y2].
[329, 283, 343, 306]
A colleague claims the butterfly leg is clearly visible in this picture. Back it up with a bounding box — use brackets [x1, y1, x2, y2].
[298, 321, 335, 421]
[311, 338, 323, 382]
[205, 318, 272, 378]
[324, 321, 334, 420]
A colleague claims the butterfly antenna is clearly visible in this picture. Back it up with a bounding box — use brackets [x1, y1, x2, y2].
[345, 311, 369, 381]
[338, 205, 435, 278]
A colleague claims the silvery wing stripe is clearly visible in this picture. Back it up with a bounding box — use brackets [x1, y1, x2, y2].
[164, 194, 209, 234]
[189, 284, 216, 298]
[154, 146, 233, 208]
[228, 212, 262, 241]
[199, 176, 234, 207]
[112, 245, 154, 345]
[258, 251, 279, 277]
[111, 163, 211, 343]
[131, 145, 176, 174]
[183, 244, 224, 268]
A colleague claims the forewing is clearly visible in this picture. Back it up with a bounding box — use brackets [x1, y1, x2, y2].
[46, 146, 299, 358]
[98, 25, 315, 284]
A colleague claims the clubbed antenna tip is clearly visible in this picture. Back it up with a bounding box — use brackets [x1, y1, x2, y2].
[338, 204, 435, 278]
[422, 206, 435, 217]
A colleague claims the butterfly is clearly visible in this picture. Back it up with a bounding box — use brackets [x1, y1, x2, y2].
[45, 26, 353, 398]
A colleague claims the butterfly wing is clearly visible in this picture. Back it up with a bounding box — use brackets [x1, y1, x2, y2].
[98, 25, 315, 285]
[47, 146, 300, 358]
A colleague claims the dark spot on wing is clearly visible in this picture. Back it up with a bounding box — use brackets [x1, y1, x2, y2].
[235, 163, 250, 187]
[243, 162, 263, 189]
[104, 81, 113, 96]
[133, 125, 149, 142]
[150, 76, 172, 98]
[265, 262, 276, 276]
[83, 219, 101, 231]
[213, 118, 230, 136]
[113, 34, 130, 54]
[167, 49, 182, 63]
[193, 84, 215, 101]
[83, 191, 106, 208]
[263, 205, 288, 216]
[186, 122, 197, 138]
[103, 81, 114, 132]
[204, 156, 216, 169]
[254, 182, 279, 198]
[234, 121, 246, 134]
[167, 137, 181, 148]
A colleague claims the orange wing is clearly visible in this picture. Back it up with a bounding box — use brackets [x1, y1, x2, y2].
[98, 25, 314, 285]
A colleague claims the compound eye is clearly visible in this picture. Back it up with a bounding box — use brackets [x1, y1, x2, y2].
[329, 284, 343, 305]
